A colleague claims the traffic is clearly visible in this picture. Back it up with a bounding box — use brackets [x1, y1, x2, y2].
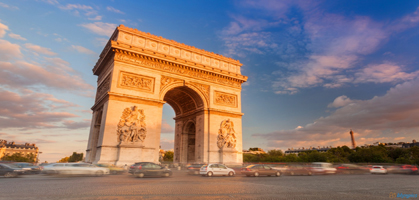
[1, 161, 418, 178]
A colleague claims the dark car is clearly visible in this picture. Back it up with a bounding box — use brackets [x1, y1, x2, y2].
[336, 164, 369, 174]
[0, 163, 25, 177]
[14, 162, 42, 174]
[286, 165, 313, 176]
[388, 165, 418, 174]
[131, 162, 172, 178]
[187, 164, 206, 175]
[129, 162, 155, 174]
[241, 164, 281, 177]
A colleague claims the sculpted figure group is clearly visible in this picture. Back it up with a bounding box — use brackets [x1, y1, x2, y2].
[217, 119, 237, 149]
[117, 106, 147, 143]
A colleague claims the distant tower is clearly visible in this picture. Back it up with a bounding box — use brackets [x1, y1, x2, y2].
[349, 129, 356, 149]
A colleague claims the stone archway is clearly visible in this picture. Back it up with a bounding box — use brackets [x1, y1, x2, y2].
[85, 25, 247, 166]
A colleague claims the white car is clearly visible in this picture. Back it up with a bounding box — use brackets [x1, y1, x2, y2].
[43, 163, 110, 176]
[370, 166, 387, 174]
[311, 162, 337, 174]
[200, 164, 235, 177]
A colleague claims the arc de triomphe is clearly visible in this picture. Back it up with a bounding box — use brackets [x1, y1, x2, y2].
[85, 25, 247, 166]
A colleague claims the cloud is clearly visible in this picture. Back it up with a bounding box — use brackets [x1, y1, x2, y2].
[88, 16, 102, 21]
[161, 119, 174, 134]
[42, 0, 59, 5]
[59, 4, 93, 11]
[62, 120, 91, 129]
[8, 33, 26, 40]
[354, 62, 419, 84]
[254, 78, 419, 149]
[0, 39, 21, 60]
[32, 139, 56, 143]
[160, 138, 174, 150]
[106, 6, 124, 14]
[0, 88, 79, 129]
[0, 22, 9, 37]
[25, 43, 57, 56]
[0, 2, 19, 10]
[80, 22, 117, 37]
[71, 45, 97, 55]
[327, 95, 354, 108]
[0, 60, 94, 93]
[223, 1, 419, 94]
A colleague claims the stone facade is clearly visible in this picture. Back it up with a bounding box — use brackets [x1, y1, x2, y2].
[85, 25, 247, 166]
[0, 140, 39, 161]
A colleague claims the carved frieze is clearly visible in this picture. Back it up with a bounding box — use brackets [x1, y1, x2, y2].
[114, 50, 242, 88]
[189, 82, 210, 100]
[217, 119, 237, 149]
[95, 74, 111, 101]
[214, 91, 237, 107]
[117, 106, 147, 143]
[118, 71, 155, 93]
[160, 75, 183, 91]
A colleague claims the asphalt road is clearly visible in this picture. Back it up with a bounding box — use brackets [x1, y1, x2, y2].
[0, 170, 417, 200]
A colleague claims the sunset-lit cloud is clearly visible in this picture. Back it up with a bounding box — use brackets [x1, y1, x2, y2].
[255, 78, 419, 149]
[80, 22, 117, 37]
[25, 43, 57, 56]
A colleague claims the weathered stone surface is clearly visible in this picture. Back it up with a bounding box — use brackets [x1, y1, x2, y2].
[85, 25, 247, 166]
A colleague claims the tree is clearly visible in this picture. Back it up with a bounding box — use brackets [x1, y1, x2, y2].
[1, 153, 36, 162]
[267, 149, 283, 157]
[163, 151, 174, 162]
[57, 157, 69, 163]
[68, 152, 83, 162]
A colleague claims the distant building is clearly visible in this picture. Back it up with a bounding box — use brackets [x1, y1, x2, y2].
[402, 140, 419, 148]
[0, 140, 39, 161]
[284, 146, 333, 155]
[362, 141, 409, 148]
[243, 147, 266, 154]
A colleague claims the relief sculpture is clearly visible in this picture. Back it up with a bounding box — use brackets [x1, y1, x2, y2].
[117, 106, 147, 143]
[214, 91, 237, 107]
[119, 71, 154, 92]
[217, 119, 237, 149]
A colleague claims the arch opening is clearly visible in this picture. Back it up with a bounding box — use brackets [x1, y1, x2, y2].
[161, 86, 205, 164]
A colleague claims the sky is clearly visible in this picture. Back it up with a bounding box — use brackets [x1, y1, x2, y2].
[0, 0, 418, 162]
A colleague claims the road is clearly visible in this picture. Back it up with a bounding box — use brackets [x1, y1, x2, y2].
[0, 170, 417, 199]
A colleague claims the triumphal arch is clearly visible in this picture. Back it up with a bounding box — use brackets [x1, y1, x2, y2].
[85, 25, 247, 166]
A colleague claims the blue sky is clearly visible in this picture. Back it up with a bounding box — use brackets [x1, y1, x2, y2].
[0, 0, 418, 162]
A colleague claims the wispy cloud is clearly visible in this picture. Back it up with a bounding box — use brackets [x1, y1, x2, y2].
[71, 45, 97, 55]
[255, 78, 419, 149]
[88, 15, 102, 21]
[161, 119, 174, 134]
[0, 22, 9, 37]
[8, 33, 26, 40]
[0, 2, 19, 10]
[106, 6, 124, 14]
[0, 39, 21, 60]
[80, 22, 117, 37]
[25, 43, 57, 56]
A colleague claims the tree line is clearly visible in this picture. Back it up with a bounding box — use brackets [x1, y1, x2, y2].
[244, 145, 419, 165]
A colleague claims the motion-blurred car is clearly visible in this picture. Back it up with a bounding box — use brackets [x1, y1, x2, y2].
[0, 163, 25, 177]
[43, 163, 109, 176]
[131, 162, 172, 178]
[286, 165, 313, 176]
[388, 165, 418, 174]
[311, 162, 337, 175]
[200, 164, 235, 177]
[336, 164, 368, 174]
[95, 163, 124, 175]
[129, 162, 156, 174]
[241, 164, 281, 177]
[14, 162, 42, 174]
[187, 164, 206, 175]
[370, 166, 387, 174]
